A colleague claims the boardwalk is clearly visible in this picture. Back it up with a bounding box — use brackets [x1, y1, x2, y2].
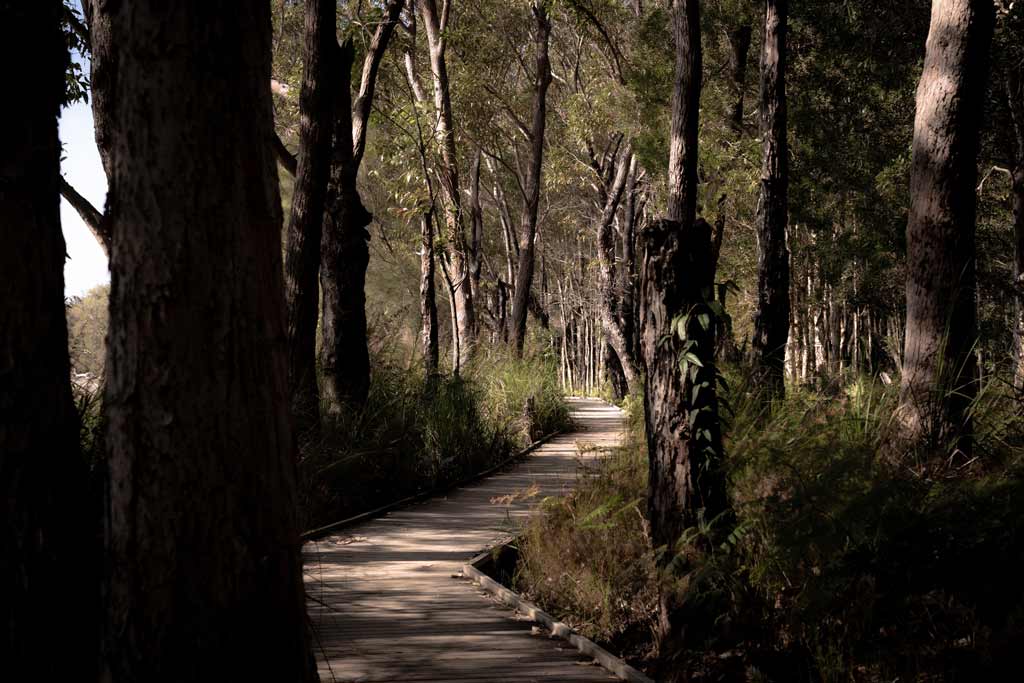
[303, 397, 626, 682]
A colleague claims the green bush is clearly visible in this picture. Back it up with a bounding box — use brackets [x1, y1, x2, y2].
[514, 366, 1024, 681]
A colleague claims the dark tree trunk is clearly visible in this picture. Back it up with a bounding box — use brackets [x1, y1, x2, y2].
[83, 0, 114, 180]
[320, 0, 404, 409]
[1006, 69, 1024, 390]
[604, 343, 629, 400]
[99, 4, 314, 680]
[896, 0, 994, 458]
[421, 211, 440, 378]
[284, 0, 337, 433]
[510, 2, 553, 355]
[750, 0, 791, 399]
[597, 147, 642, 395]
[1, 4, 94, 677]
[726, 23, 752, 134]
[641, 0, 727, 658]
[320, 42, 372, 409]
[59, 176, 108, 255]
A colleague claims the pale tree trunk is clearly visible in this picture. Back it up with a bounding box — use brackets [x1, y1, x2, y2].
[621, 156, 642, 358]
[405, 29, 443, 379]
[896, 0, 993, 458]
[510, 2, 553, 355]
[99, 4, 314, 680]
[420, 0, 475, 369]
[640, 0, 727, 659]
[320, 0, 405, 410]
[284, 0, 336, 434]
[1, 3, 94, 676]
[469, 151, 484, 309]
[750, 0, 790, 399]
[1006, 69, 1024, 390]
[597, 147, 642, 394]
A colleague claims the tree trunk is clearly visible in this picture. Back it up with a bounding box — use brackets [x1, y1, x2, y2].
[320, 0, 405, 410]
[621, 156, 641, 359]
[469, 150, 484, 309]
[641, 0, 727, 658]
[1, 4, 94, 676]
[1006, 69, 1024, 390]
[421, 211, 440, 378]
[726, 23, 753, 134]
[83, 0, 114, 179]
[750, 0, 790, 400]
[510, 2, 553, 355]
[421, 0, 476, 368]
[320, 40, 373, 409]
[896, 0, 993, 458]
[99, 4, 314, 680]
[597, 148, 642, 394]
[284, 0, 336, 433]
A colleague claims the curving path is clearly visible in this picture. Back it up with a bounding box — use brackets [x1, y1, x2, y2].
[303, 397, 626, 682]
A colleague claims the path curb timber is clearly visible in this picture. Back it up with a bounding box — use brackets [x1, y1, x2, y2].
[463, 546, 655, 683]
[302, 430, 563, 541]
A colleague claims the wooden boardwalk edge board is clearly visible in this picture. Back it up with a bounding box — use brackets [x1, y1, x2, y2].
[301, 429, 562, 541]
[462, 548, 655, 683]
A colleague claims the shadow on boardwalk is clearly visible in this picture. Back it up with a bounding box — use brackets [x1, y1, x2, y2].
[303, 397, 625, 682]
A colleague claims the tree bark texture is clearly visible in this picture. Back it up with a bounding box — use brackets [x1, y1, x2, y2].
[284, 0, 337, 433]
[1, 3, 94, 677]
[99, 4, 314, 680]
[420, 0, 476, 368]
[82, 0, 114, 180]
[750, 0, 791, 399]
[510, 2, 553, 354]
[897, 0, 994, 457]
[641, 0, 727, 656]
[320, 0, 405, 409]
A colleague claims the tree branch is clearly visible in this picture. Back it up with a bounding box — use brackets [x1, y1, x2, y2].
[59, 177, 109, 256]
[352, 0, 407, 169]
[272, 130, 297, 176]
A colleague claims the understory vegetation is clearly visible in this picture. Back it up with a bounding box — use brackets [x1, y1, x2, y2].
[516, 370, 1024, 681]
[287, 345, 568, 531]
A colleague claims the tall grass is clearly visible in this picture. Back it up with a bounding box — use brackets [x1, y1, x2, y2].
[297, 347, 572, 531]
[515, 366, 1024, 680]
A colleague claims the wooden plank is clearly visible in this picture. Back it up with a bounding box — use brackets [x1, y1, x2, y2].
[302, 398, 628, 683]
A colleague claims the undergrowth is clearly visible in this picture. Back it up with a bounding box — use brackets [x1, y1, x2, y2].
[297, 346, 571, 531]
[515, 368, 1024, 681]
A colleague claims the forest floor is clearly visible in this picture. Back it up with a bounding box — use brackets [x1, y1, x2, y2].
[301, 397, 626, 682]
